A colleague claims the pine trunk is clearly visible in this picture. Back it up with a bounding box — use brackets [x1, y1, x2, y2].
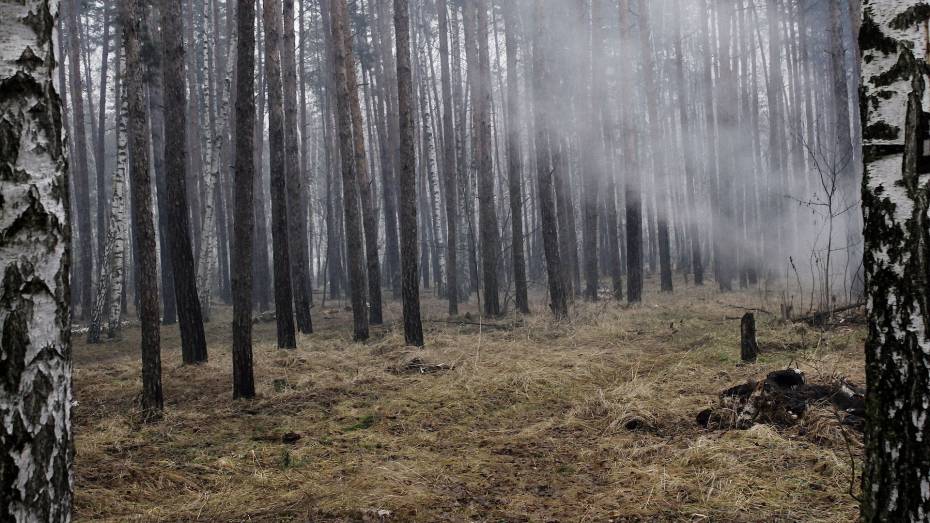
[395, 0, 425, 346]
[262, 0, 297, 348]
[281, 0, 314, 334]
[330, 0, 370, 341]
[124, 0, 165, 420]
[162, 0, 209, 363]
[232, 0, 257, 399]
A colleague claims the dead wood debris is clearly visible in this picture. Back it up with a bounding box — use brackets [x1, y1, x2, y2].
[697, 369, 865, 432]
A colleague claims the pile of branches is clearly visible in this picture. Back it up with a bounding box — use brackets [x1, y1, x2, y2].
[697, 369, 865, 432]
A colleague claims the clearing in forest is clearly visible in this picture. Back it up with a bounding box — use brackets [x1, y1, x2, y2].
[73, 282, 864, 522]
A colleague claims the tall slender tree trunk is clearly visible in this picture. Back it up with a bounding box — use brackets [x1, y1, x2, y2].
[66, 0, 94, 320]
[860, 3, 930, 520]
[232, 0, 257, 399]
[638, 0, 673, 293]
[620, 0, 643, 303]
[330, 0, 370, 341]
[95, 0, 112, 265]
[340, 0, 383, 325]
[88, 61, 128, 344]
[162, 0, 209, 364]
[395, 0, 425, 346]
[673, 0, 703, 287]
[504, 2, 529, 314]
[124, 0, 164, 420]
[437, 0, 458, 315]
[376, 0, 403, 299]
[262, 0, 297, 348]
[144, 5, 177, 325]
[0, 1, 73, 518]
[532, 0, 567, 318]
[281, 0, 314, 334]
[472, 0, 501, 316]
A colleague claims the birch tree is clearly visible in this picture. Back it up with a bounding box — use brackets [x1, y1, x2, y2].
[0, 1, 73, 520]
[88, 56, 128, 344]
[860, 2, 930, 519]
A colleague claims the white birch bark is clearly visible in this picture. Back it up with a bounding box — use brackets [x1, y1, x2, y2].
[88, 53, 127, 342]
[0, 1, 73, 520]
[860, 2, 930, 520]
[195, 3, 235, 318]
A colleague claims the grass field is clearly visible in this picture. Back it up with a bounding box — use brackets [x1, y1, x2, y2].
[72, 279, 865, 522]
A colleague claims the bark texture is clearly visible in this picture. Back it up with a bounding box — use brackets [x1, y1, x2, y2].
[0, 1, 73, 520]
[281, 0, 314, 334]
[860, 2, 930, 520]
[330, 0, 369, 341]
[124, 0, 163, 421]
[232, 0, 256, 399]
[262, 0, 297, 348]
[395, 0, 424, 346]
[161, 0, 208, 363]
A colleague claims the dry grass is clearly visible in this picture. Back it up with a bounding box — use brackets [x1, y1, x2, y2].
[72, 277, 865, 522]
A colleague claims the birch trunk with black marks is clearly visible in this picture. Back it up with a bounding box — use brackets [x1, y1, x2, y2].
[860, 2, 930, 520]
[0, 1, 73, 519]
[196, 22, 236, 323]
[88, 57, 128, 344]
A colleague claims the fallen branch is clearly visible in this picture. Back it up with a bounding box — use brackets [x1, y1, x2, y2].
[792, 302, 865, 325]
[424, 319, 518, 331]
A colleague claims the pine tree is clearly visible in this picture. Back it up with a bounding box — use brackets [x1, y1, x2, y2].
[232, 0, 257, 399]
[124, 0, 164, 421]
[162, 0, 209, 363]
[262, 0, 298, 348]
[395, 0, 425, 345]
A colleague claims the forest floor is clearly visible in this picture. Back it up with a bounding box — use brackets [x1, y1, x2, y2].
[72, 277, 865, 522]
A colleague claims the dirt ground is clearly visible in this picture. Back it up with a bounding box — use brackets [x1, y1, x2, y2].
[72, 278, 865, 522]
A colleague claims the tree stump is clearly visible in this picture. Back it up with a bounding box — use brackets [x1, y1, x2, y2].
[740, 313, 759, 363]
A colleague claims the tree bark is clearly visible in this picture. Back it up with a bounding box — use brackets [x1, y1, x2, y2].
[330, 0, 369, 341]
[437, 0, 459, 316]
[0, 1, 73, 518]
[620, 0, 643, 303]
[88, 59, 128, 344]
[281, 0, 314, 334]
[144, 5, 177, 325]
[232, 0, 256, 399]
[504, 2, 529, 314]
[532, 0, 567, 318]
[66, 0, 94, 320]
[472, 0, 501, 316]
[341, 0, 383, 325]
[262, 0, 297, 348]
[395, 0, 425, 346]
[162, 0, 209, 363]
[860, 3, 930, 519]
[124, 0, 164, 420]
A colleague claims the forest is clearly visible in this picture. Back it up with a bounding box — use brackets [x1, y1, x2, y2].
[1, 0, 929, 521]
